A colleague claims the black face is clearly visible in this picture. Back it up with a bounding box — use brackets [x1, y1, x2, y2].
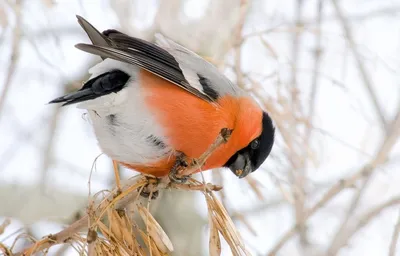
[223, 112, 275, 178]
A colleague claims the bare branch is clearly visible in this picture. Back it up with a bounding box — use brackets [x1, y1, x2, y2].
[327, 172, 374, 254]
[232, 0, 250, 89]
[14, 176, 145, 256]
[327, 196, 400, 255]
[39, 107, 62, 189]
[290, 0, 310, 249]
[331, 0, 388, 131]
[389, 209, 400, 256]
[267, 112, 400, 255]
[0, 0, 22, 119]
[304, 0, 324, 149]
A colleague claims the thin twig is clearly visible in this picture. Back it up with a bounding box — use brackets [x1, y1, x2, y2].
[327, 172, 374, 254]
[327, 196, 400, 255]
[331, 0, 388, 131]
[232, 0, 249, 89]
[87, 229, 97, 256]
[267, 112, 400, 255]
[290, 0, 310, 249]
[16, 214, 89, 256]
[171, 181, 223, 192]
[0, 0, 22, 120]
[178, 128, 232, 176]
[16, 127, 232, 255]
[14, 176, 145, 256]
[303, 0, 324, 153]
[389, 209, 400, 256]
[0, 219, 10, 236]
[39, 107, 62, 189]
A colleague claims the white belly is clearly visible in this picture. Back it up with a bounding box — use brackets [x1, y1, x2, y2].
[77, 59, 173, 165]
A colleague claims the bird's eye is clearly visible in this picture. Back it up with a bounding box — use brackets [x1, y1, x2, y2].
[251, 139, 260, 149]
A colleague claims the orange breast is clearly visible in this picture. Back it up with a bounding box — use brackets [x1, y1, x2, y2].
[125, 70, 262, 177]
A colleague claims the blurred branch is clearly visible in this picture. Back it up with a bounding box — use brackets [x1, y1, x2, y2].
[304, 6, 400, 24]
[0, 0, 22, 120]
[304, 0, 324, 150]
[290, 0, 310, 250]
[389, 209, 400, 256]
[153, 190, 205, 256]
[253, 6, 400, 29]
[233, 0, 249, 89]
[0, 184, 87, 225]
[327, 196, 400, 255]
[290, 0, 303, 104]
[331, 0, 388, 132]
[2, 1, 399, 255]
[0, 4, 8, 44]
[39, 107, 62, 189]
[326, 171, 374, 254]
[267, 111, 400, 255]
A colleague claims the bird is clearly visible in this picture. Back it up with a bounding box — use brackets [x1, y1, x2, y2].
[49, 15, 275, 188]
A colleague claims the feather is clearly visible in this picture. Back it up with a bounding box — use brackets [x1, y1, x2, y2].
[75, 43, 213, 102]
[76, 15, 110, 60]
[49, 70, 130, 106]
[72, 16, 242, 103]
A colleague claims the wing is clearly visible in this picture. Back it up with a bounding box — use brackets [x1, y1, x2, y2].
[153, 34, 239, 99]
[74, 15, 239, 103]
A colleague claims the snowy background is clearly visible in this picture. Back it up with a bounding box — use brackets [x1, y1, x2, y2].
[1, 0, 400, 255]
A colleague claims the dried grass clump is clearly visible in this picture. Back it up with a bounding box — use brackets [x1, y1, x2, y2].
[5, 129, 250, 256]
[6, 176, 249, 256]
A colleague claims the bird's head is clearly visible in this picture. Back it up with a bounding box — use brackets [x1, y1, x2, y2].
[224, 112, 275, 178]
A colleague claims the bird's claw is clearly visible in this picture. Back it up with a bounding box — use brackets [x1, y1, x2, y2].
[169, 151, 191, 184]
[137, 176, 159, 199]
[139, 189, 159, 199]
[168, 171, 191, 184]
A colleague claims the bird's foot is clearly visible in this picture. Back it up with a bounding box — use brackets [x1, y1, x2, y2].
[169, 152, 191, 184]
[138, 176, 159, 199]
[170, 128, 233, 182]
[139, 188, 159, 199]
[169, 172, 191, 184]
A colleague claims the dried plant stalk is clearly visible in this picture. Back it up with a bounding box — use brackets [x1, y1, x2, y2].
[10, 128, 250, 256]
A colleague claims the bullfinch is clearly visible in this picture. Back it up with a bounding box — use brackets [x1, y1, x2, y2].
[49, 16, 275, 183]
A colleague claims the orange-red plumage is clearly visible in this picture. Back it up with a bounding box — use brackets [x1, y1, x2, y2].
[121, 70, 262, 177]
[49, 16, 275, 182]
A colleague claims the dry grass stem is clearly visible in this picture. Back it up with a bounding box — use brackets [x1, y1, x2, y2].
[204, 189, 251, 256]
[178, 128, 232, 177]
[8, 128, 250, 256]
[0, 219, 10, 236]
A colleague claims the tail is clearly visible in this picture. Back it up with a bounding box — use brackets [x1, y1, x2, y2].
[49, 16, 130, 106]
[49, 70, 130, 106]
[76, 15, 110, 59]
[49, 88, 94, 106]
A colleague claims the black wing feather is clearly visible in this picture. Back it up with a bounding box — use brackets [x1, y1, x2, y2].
[74, 16, 214, 102]
[50, 16, 215, 106]
[49, 70, 130, 106]
[75, 43, 212, 102]
[105, 30, 178, 66]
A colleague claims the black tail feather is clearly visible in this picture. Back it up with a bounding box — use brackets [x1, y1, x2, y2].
[49, 70, 130, 106]
[49, 89, 96, 106]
